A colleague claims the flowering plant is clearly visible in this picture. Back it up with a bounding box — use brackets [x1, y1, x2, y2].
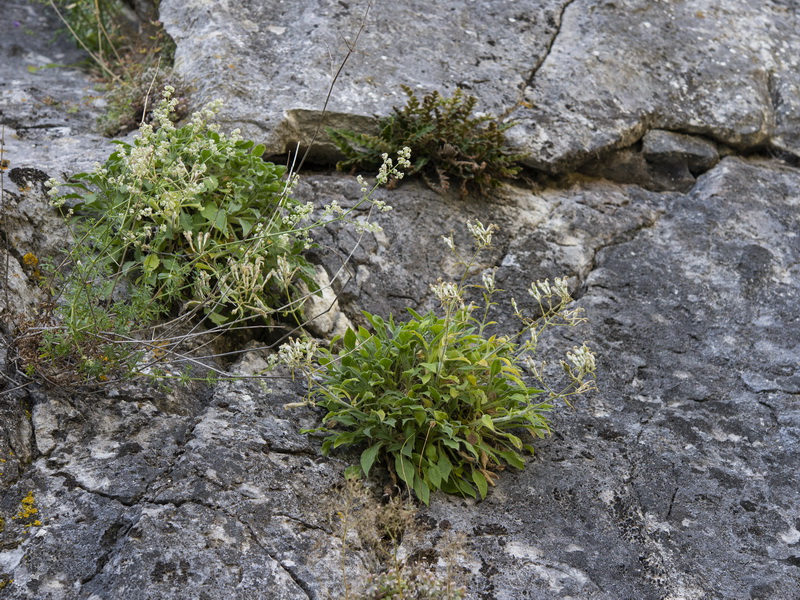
[291, 221, 596, 503]
[39, 88, 410, 380]
[52, 87, 317, 325]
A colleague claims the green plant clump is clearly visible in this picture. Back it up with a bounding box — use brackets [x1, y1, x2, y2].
[52, 87, 316, 327]
[41, 89, 409, 380]
[328, 85, 525, 196]
[294, 221, 596, 504]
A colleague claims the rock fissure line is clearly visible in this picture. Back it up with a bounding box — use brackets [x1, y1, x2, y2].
[272, 512, 329, 534]
[665, 486, 679, 520]
[79, 518, 136, 588]
[521, 0, 579, 92]
[266, 445, 319, 458]
[239, 519, 314, 600]
[53, 470, 142, 507]
[572, 210, 665, 301]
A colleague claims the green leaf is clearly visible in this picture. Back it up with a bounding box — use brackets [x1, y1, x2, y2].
[442, 438, 459, 450]
[343, 328, 356, 350]
[360, 442, 382, 477]
[497, 450, 525, 470]
[204, 175, 219, 192]
[206, 311, 228, 326]
[178, 211, 194, 233]
[333, 432, 357, 448]
[414, 475, 431, 505]
[143, 254, 160, 272]
[490, 359, 501, 377]
[200, 204, 228, 234]
[480, 414, 496, 432]
[457, 478, 477, 499]
[237, 218, 254, 237]
[427, 463, 442, 488]
[344, 464, 362, 480]
[503, 432, 523, 450]
[394, 454, 415, 486]
[437, 452, 453, 481]
[472, 470, 488, 499]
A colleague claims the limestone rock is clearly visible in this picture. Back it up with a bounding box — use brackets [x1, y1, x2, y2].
[160, 0, 800, 174]
[1, 1, 799, 599]
[159, 0, 567, 157]
[641, 129, 719, 174]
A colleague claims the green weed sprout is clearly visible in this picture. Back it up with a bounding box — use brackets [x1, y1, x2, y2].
[288, 221, 596, 504]
[327, 85, 525, 196]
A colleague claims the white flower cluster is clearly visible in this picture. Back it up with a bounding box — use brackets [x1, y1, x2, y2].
[45, 178, 64, 206]
[441, 233, 456, 252]
[528, 277, 570, 304]
[323, 199, 345, 217]
[276, 337, 319, 369]
[481, 269, 496, 293]
[430, 279, 462, 305]
[565, 343, 596, 377]
[466, 219, 498, 249]
[354, 219, 384, 234]
[282, 201, 315, 228]
[375, 146, 412, 186]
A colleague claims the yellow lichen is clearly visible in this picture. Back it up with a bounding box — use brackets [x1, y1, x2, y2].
[13, 491, 41, 528]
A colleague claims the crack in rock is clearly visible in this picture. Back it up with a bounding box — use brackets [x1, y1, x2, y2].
[522, 0, 580, 92]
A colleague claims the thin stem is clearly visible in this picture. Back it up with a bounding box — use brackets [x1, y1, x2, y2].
[46, 0, 122, 82]
[1, 125, 8, 318]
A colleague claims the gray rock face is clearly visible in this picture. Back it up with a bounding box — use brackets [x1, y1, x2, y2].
[159, 0, 568, 156]
[2, 1, 799, 599]
[641, 129, 720, 174]
[512, 0, 800, 172]
[159, 0, 800, 173]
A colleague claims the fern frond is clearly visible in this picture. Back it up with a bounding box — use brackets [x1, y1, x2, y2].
[330, 87, 526, 195]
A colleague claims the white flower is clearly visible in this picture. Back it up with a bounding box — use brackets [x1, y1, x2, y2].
[566, 344, 596, 376]
[481, 269, 495, 293]
[529, 279, 551, 302]
[430, 280, 461, 304]
[466, 219, 498, 248]
[552, 277, 571, 301]
[323, 199, 344, 217]
[372, 199, 392, 213]
[354, 219, 383, 234]
[278, 337, 319, 369]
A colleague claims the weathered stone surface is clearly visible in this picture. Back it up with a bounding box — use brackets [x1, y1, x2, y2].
[159, 0, 568, 157]
[641, 129, 720, 174]
[1, 1, 799, 599]
[511, 0, 800, 172]
[160, 0, 800, 173]
[1, 1, 118, 324]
